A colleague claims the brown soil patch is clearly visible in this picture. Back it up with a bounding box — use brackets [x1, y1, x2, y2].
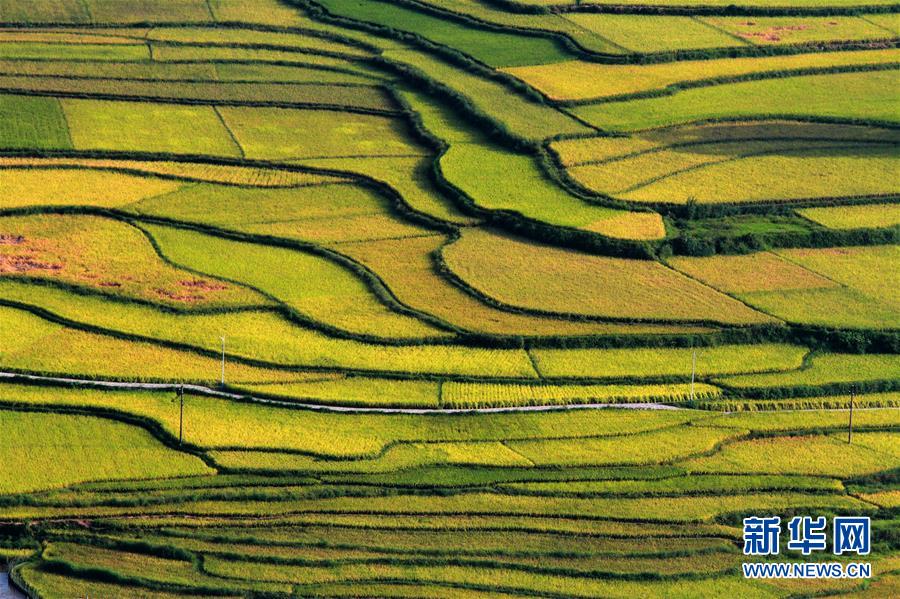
[0, 254, 63, 273]
[179, 278, 228, 291]
[0, 234, 25, 245]
[738, 24, 811, 42]
[155, 287, 205, 303]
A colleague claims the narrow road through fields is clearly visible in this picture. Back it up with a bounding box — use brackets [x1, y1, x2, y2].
[0, 371, 681, 414]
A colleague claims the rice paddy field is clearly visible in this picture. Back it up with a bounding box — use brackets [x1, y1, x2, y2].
[0, 0, 896, 597]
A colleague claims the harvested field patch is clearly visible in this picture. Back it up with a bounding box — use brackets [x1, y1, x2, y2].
[0, 214, 261, 307]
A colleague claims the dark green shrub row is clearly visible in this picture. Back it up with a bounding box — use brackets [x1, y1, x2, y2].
[670, 223, 900, 256]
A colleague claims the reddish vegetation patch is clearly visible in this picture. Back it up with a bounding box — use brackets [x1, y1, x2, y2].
[0, 254, 63, 274]
[738, 24, 811, 42]
[179, 278, 228, 291]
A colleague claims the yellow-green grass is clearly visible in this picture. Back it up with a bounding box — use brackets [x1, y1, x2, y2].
[336, 235, 704, 337]
[799, 203, 900, 230]
[61, 98, 242, 156]
[699, 391, 900, 412]
[858, 490, 900, 508]
[0, 409, 212, 495]
[384, 47, 590, 140]
[150, 43, 361, 65]
[403, 88, 665, 239]
[104, 513, 735, 538]
[560, 135, 898, 205]
[718, 352, 900, 388]
[671, 246, 900, 328]
[0, 75, 395, 111]
[236, 377, 440, 408]
[442, 229, 774, 324]
[207, 0, 313, 27]
[0, 214, 263, 308]
[740, 287, 900, 329]
[217, 106, 425, 160]
[864, 12, 900, 35]
[552, 120, 898, 166]
[163, 524, 731, 555]
[619, 145, 899, 205]
[0, 0, 91, 23]
[132, 180, 431, 244]
[0, 94, 71, 149]
[706, 407, 900, 430]
[777, 245, 899, 307]
[0, 40, 149, 60]
[505, 48, 899, 101]
[82, 0, 213, 22]
[297, 155, 475, 225]
[146, 26, 371, 57]
[0, 156, 344, 187]
[116, 491, 870, 523]
[315, 0, 570, 68]
[41, 542, 288, 594]
[704, 16, 895, 46]
[0, 305, 309, 384]
[0, 30, 146, 44]
[214, 62, 384, 84]
[0, 166, 183, 209]
[507, 425, 742, 467]
[0, 383, 702, 457]
[226, 563, 778, 599]
[442, 381, 721, 408]
[531, 344, 807, 379]
[505, 473, 842, 495]
[669, 252, 837, 294]
[0, 279, 537, 378]
[16, 565, 221, 599]
[0, 57, 216, 79]
[204, 551, 741, 585]
[409, 0, 624, 55]
[573, 70, 900, 132]
[142, 222, 446, 339]
[562, 14, 744, 53]
[683, 433, 899, 477]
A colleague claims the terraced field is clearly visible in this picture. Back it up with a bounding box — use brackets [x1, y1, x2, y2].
[0, 0, 896, 597]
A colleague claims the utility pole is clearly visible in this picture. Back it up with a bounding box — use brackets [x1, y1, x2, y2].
[848, 387, 854, 444]
[220, 336, 226, 387]
[178, 384, 184, 446]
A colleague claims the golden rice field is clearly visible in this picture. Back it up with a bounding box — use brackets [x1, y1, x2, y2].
[0, 1, 896, 597]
